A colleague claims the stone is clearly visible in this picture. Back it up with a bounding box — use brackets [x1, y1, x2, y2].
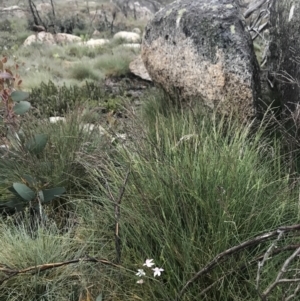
[128, 1, 153, 20]
[141, 0, 261, 121]
[55, 33, 82, 44]
[23, 32, 81, 46]
[23, 32, 55, 46]
[79, 38, 110, 47]
[117, 43, 141, 49]
[0, 5, 26, 18]
[92, 30, 101, 37]
[132, 27, 142, 35]
[129, 55, 152, 81]
[265, 1, 300, 114]
[114, 31, 141, 43]
[49, 117, 66, 123]
[36, 3, 52, 13]
[112, 0, 162, 20]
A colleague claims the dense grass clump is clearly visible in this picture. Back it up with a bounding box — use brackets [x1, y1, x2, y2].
[94, 47, 138, 77]
[69, 63, 103, 81]
[1, 88, 300, 301]
[28, 80, 119, 118]
[81, 95, 300, 300]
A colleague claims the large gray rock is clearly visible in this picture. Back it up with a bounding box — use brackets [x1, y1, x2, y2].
[266, 1, 300, 114]
[112, 0, 162, 20]
[141, 0, 261, 121]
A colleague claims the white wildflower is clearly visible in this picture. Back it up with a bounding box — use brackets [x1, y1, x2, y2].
[143, 259, 155, 268]
[136, 269, 146, 277]
[152, 267, 164, 277]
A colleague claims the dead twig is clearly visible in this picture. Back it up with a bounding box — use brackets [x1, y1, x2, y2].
[114, 168, 130, 264]
[260, 246, 300, 300]
[0, 256, 122, 286]
[176, 224, 300, 301]
[198, 243, 300, 297]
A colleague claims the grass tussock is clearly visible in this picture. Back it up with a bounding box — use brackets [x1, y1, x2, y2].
[73, 96, 300, 300]
[94, 48, 138, 77]
[69, 62, 103, 81]
[1, 87, 300, 301]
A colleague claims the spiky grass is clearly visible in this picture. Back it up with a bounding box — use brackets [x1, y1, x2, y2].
[94, 47, 138, 77]
[79, 96, 300, 300]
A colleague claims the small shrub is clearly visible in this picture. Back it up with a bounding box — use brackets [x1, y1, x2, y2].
[66, 45, 98, 59]
[95, 48, 137, 77]
[69, 63, 102, 81]
[28, 81, 106, 118]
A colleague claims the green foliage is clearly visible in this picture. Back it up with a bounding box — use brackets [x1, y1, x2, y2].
[66, 45, 99, 59]
[12, 182, 35, 202]
[4, 181, 65, 210]
[94, 48, 137, 77]
[0, 18, 30, 50]
[80, 96, 300, 300]
[0, 130, 66, 215]
[28, 81, 100, 117]
[69, 63, 102, 81]
[28, 80, 124, 118]
[0, 220, 89, 301]
[25, 133, 48, 155]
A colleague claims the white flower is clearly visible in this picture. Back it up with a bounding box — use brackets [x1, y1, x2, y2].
[136, 279, 144, 284]
[143, 259, 155, 268]
[152, 267, 164, 277]
[136, 269, 146, 277]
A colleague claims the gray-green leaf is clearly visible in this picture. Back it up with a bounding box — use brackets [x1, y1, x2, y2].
[12, 183, 35, 202]
[13, 101, 31, 115]
[25, 134, 48, 155]
[11, 90, 29, 102]
[41, 187, 66, 203]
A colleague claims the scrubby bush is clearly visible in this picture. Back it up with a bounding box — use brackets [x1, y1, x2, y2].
[28, 80, 127, 119]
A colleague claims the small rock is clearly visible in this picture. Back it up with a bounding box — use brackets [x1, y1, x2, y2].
[118, 43, 141, 49]
[23, 32, 81, 46]
[0, 5, 26, 18]
[81, 123, 110, 137]
[132, 28, 142, 35]
[113, 31, 141, 43]
[92, 30, 101, 37]
[83, 38, 110, 47]
[49, 117, 66, 123]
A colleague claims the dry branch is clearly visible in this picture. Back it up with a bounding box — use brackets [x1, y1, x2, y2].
[176, 224, 300, 300]
[0, 256, 122, 286]
[260, 246, 300, 300]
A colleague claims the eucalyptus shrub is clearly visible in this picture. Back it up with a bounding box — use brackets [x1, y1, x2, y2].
[0, 57, 65, 218]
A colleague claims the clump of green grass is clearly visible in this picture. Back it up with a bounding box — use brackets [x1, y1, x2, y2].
[0, 218, 86, 301]
[79, 94, 300, 300]
[69, 62, 103, 81]
[66, 44, 99, 59]
[94, 48, 137, 77]
[0, 109, 112, 211]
